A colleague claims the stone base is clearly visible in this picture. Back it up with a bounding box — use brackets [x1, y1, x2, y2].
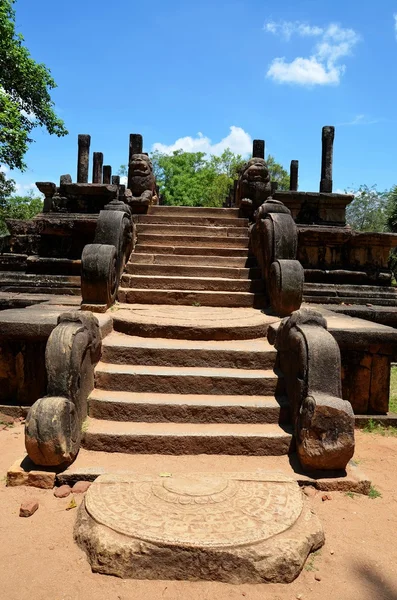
[74, 472, 324, 584]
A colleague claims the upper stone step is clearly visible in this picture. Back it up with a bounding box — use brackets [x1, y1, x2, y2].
[135, 214, 248, 228]
[83, 418, 293, 455]
[125, 263, 261, 280]
[136, 234, 249, 248]
[134, 244, 251, 257]
[88, 389, 289, 425]
[148, 206, 240, 218]
[112, 305, 279, 340]
[128, 253, 257, 268]
[101, 332, 277, 369]
[94, 362, 284, 396]
[136, 224, 248, 238]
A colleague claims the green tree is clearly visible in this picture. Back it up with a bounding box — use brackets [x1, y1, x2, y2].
[0, 189, 43, 234]
[266, 155, 290, 190]
[346, 185, 389, 232]
[0, 0, 68, 193]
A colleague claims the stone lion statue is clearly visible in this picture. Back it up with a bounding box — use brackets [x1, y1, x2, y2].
[235, 157, 272, 218]
[126, 154, 158, 207]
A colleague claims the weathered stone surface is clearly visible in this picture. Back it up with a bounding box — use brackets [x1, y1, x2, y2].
[252, 139, 265, 159]
[77, 134, 91, 184]
[102, 165, 112, 185]
[320, 126, 334, 193]
[74, 472, 324, 583]
[273, 308, 355, 470]
[72, 481, 91, 494]
[54, 484, 72, 498]
[20, 499, 39, 517]
[25, 312, 101, 466]
[290, 160, 299, 191]
[127, 153, 157, 209]
[235, 158, 272, 217]
[274, 192, 354, 226]
[92, 152, 103, 184]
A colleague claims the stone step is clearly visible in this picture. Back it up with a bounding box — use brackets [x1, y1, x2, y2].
[95, 362, 284, 396]
[134, 244, 250, 257]
[148, 206, 240, 218]
[0, 272, 81, 287]
[0, 253, 27, 271]
[83, 418, 293, 455]
[117, 288, 266, 308]
[135, 214, 248, 228]
[101, 332, 276, 369]
[304, 284, 397, 299]
[128, 253, 257, 268]
[125, 263, 261, 280]
[304, 295, 397, 307]
[26, 256, 82, 276]
[120, 274, 265, 293]
[112, 306, 279, 341]
[136, 224, 248, 238]
[88, 389, 290, 424]
[136, 234, 249, 248]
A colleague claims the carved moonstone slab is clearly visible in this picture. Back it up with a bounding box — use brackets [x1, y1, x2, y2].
[74, 472, 324, 583]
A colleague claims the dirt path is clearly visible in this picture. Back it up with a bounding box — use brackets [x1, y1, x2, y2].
[0, 424, 396, 600]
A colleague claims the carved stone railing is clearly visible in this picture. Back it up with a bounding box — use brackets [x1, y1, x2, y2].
[251, 197, 304, 316]
[269, 308, 355, 471]
[25, 311, 101, 466]
[81, 200, 133, 312]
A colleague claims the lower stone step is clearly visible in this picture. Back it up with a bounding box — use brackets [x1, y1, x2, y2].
[137, 234, 249, 248]
[303, 295, 397, 307]
[120, 274, 264, 293]
[88, 390, 290, 424]
[112, 306, 279, 341]
[83, 419, 293, 455]
[95, 362, 284, 396]
[101, 332, 277, 369]
[26, 256, 82, 276]
[125, 263, 261, 280]
[117, 288, 267, 308]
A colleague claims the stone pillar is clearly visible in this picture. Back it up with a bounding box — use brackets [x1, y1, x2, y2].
[103, 165, 112, 184]
[112, 175, 120, 185]
[271, 181, 278, 195]
[253, 140, 265, 159]
[77, 135, 91, 183]
[320, 126, 335, 193]
[92, 152, 103, 184]
[128, 134, 143, 190]
[60, 174, 72, 185]
[290, 160, 299, 191]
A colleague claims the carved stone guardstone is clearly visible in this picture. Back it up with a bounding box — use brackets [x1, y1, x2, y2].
[272, 308, 355, 470]
[25, 311, 101, 466]
[74, 472, 324, 584]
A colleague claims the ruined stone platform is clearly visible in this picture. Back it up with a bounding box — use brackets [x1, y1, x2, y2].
[74, 471, 324, 583]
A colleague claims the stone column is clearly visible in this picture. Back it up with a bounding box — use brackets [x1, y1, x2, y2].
[290, 160, 299, 191]
[271, 181, 278, 195]
[128, 134, 143, 191]
[320, 126, 335, 193]
[103, 165, 112, 184]
[112, 175, 120, 185]
[253, 140, 265, 159]
[92, 152, 103, 184]
[77, 135, 91, 183]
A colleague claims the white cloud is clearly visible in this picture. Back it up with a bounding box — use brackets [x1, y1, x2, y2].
[14, 182, 37, 193]
[338, 114, 380, 126]
[0, 165, 9, 175]
[264, 21, 360, 86]
[119, 176, 127, 186]
[152, 126, 252, 156]
[394, 14, 397, 39]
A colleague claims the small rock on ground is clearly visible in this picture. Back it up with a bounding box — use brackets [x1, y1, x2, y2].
[315, 573, 322, 581]
[72, 481, 91, 494]
[54, 485, 72, 498]
[322, 493, 332, 501]
[303, 486, 317, 498]
[19, 499, 39, 517]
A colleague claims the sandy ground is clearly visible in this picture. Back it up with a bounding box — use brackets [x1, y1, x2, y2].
[0, 424, 397, 600]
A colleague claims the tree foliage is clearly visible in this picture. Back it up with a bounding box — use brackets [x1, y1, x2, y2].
[345, 185, 390, 232]
[0, 0, 68, 194]
[0, 190, 43, 234]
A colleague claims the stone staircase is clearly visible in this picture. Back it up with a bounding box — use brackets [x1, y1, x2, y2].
[83, 206, 292, 456]
[118, 205, 266, 307]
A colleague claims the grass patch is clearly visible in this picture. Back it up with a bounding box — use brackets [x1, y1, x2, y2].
[389, 366, 397, 413]
[81, 419, 89, 433]
[368, 485, 382, 499]
[345, 491, 356, 499]
[304, 550, 321, 572]
[362, 419, 397, 436]
[192, 302, 201, 307]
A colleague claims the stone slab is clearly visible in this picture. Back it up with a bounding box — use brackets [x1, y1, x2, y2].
[56, 451, 371, 494]
[7, 457, 56, 488]
[74, 471, 324, 583]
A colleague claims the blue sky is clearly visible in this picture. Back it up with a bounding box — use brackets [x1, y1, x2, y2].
[6, 0, 397, 195]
